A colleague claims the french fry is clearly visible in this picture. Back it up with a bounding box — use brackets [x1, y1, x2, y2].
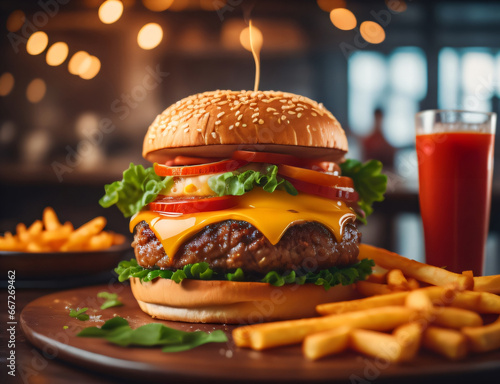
[356, 281, 393, 296]
[317, 291, 408, 315]
[387, 269, 410, 291]
[462, 318, 500, 353]
[233, 306, 414, 350]
[359, 244, 474, 290]
[426, 289, 500, 314]
[42, 207, 61, 231]
[88, 232, 114, 250]
[407, 278, 420, 290]
[473, 275, 500, 295]
[393, 322, 423, 362]
[422, 326, 468, 360]
[405, 290, 433, 314]
[432, 307, 482, 329]
[366, 272, 387, 284]
[61, 216, 107, 251]
[462, 270, 474, 279]
[27, 220, 43, 237]
[350, 329, 403, 363]
[16, 223, 28, 244]
[302, 326, 351, 360]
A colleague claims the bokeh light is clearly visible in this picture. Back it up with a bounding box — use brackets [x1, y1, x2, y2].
[168, 0, 189, 11]
[360, 21, 386, 44]
[46, 42, 69, 66]
[0, 73, 15, 97]
[6, 10, 25, 32]
[79, 56, 101, 80]
[26, 31, 49, 55]
[330, 8, 357, 30]
[239, 25, 263, 52]
[98, 0, 124, 24]
[137, 23, 163, 50]
[317, 0, 346, 12]
[142, 0, 174, 12]
[386, 0, 407, 13]
[68, 51, 91, 75]
[26, 78, 46, 103]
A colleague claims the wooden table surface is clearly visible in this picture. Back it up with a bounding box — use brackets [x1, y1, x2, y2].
[3, 285, 500, 384]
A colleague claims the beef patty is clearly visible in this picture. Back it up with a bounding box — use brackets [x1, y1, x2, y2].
[132, 220, 360, 275]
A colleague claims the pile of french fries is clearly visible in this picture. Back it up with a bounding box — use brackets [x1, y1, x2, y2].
[233, 244, 500, 362]
[0, 207, 125, 252]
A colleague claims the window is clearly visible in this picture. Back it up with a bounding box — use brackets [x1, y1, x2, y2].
[439, 48, 499, 113]
[348, 47, 427, 147]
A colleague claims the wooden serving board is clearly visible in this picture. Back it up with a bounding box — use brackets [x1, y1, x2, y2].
[20, 285, 500, 383]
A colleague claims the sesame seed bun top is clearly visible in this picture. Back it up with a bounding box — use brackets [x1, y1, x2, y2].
[143, 90, 348, 163]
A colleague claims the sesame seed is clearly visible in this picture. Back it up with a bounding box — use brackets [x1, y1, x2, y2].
[197, 128, 202, 132]
[238, 115, 243, 121]
[280, 99, 287, 103]
[250, 102, 257, 106]
[229, 125, 234, 130]
[311, 112, 317, 117]
[267, 107, 276, 112]
[251, 112, 259, 118]
[288, 111, 296, 114]
[307, 125, 310, 129]
[181, 123, 189, 129]
[258, 119, 264, 125]
[235, 122, 240, 127]
[252, 118, 258, 123]
[278, 119, 281, 124]
[211, 132, 217, 139]
[215, 120, 222, 125]
[242, 124, 247, 127]
[184, 128, 189, 133]
[235, 111, 241, 116]
[297, 113, 302, 118]
[296, 107, 304, 111]
[217, 112, 225, 118]
[281, 115, 286, 120]
[273, 112, 279, 115]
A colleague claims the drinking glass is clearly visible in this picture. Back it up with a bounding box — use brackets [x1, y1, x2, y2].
[415, 110, 496, 275]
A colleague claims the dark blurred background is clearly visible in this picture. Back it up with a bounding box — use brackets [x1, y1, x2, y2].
[0, 0, 499, 271]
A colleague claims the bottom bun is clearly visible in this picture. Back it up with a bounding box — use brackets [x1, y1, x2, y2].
[130, 277, 358, 324]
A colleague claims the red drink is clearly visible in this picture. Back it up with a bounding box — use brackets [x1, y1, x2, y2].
[416, 132, 494, 275]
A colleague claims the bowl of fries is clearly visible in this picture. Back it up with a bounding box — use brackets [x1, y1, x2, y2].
[0, 207, 129, 279]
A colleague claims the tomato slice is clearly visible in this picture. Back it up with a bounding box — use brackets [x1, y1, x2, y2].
[285, 177, 359, 202]
[231, 150, 305, 167]
[304, 160, 341, 174]
[149, 195, 238, 214]
[154, 159, 248, 177]
[165, 156, 225, 166]
[278, 164, 354, 188]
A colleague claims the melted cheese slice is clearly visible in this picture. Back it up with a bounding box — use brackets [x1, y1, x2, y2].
[130, 188, 356, 261]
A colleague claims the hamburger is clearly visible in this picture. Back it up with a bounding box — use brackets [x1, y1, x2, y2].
[101, 90, 386, 324]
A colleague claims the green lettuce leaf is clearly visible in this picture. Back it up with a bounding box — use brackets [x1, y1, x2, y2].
[208, 164, 297, 196]
[99, 163, 173, 218]
[340, 159, 387, 224]
[77, 316, 227, 352]
[115, 258, 374, 290]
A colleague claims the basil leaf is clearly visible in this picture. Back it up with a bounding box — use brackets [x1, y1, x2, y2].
[77, 317, 228, 352]
[340, 159, 387, 224]
[97, 292, 123, 310]
[69, 307, 90, 321]
[208, 165, 297, 197]
[99, 163, 173, 218]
